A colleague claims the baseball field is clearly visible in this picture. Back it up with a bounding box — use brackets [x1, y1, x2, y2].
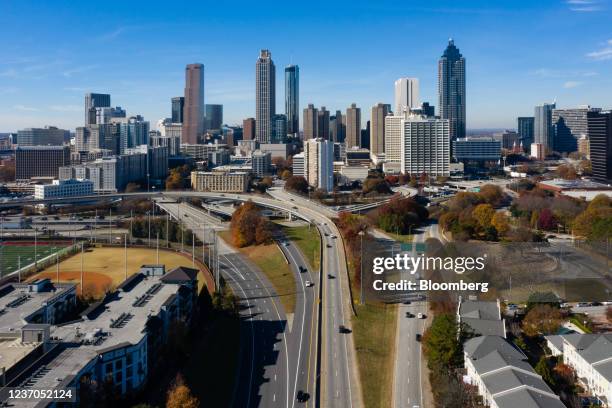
[31, 246, 209, 298]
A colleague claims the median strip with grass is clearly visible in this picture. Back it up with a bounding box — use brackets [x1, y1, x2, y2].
[352, 302, 398, 408]
[280, 225, 321, 271]
[219, 231, 296, 314]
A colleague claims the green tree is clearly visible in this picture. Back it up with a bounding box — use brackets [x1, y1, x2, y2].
[535, 356, 556, 386]
[423, 314, 461, 369]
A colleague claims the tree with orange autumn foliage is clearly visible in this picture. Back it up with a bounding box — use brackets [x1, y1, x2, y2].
[229, 201, 273, 247]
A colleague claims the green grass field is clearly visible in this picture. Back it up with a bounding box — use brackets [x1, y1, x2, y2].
[0, 242, 71, 277]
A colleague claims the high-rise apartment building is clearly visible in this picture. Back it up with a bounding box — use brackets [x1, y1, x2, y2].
[317, 107, 330, 140]
[400, 114, 450, 177]
[304, 138, 334, 192]
[438, 39, 466, 140]
[94, 106, 126, 125]
[384, 114, 404, 164]
[252, 150, 272, 177]
[345, 103, 361, 148]
[285, 65, 299, 136]
[552, 106, 600, 153]
[370, 103, 391, 156]
[15, 145, 71, 181]
[171, 97, 184, 123]
[303, 104, 318, 140]
[84, 93, 111, 125]
[243, 118, 256, 141]
[256, 49, 275, 143]
[394, 78, 419, 114]
[517, 117, 535, 147]
[183, 63, 205, 144]
[534, 102, 556, 150]
[204, 104, 223, 131]
[587, 110, 612, 182]
[17, 127, 68, 146]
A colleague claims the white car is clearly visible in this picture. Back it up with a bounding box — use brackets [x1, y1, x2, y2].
[305, 281, 314, 287]
[417, 313, 424, 319]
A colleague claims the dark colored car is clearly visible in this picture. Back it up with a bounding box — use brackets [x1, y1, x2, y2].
[339, 325, 352, 334]
[416, 334, 422, 342]
[326, 244, 332, 248]
[328, 274, 334, 279]
[296, 391, 309, 402]
[405, 312, 414, 318]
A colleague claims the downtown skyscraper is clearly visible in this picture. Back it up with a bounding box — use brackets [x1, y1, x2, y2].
[534, 102, 556, 150]
[256, 50, 276, 143]
[371, 103, 391, 156]
[438, 39, 466, 140]
[84, 93, 111, 125]
[285, 65, 299, 137]
[346, 103, 361, 148]
[183, 63, 205, 144]
[394, 78, 419, 115]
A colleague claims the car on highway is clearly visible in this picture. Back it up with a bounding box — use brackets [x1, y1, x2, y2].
[327, 274, 334, 279]
[296, 390, 309, 402]
[416, 334, 422, 342]
[305, 281, 314, 287]
[417, 312, 424, 319]
[577, 302, 591, 308]
[339, 325, 351, 334]
[405, 312, 414, 318]
[299, 266, 307, 273]
[284, 242, 290, 246]
[326, 244, 332, 248]
[324, 233, 329, 236]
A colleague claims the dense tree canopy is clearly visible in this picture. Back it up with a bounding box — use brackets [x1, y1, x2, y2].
[229, 201, 273, 247]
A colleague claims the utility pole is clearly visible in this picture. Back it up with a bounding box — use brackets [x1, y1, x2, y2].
[34, 227, 37, 268]
[147, 211, 151, 247]
[156, 232, 159, 264]
[166, 213, 169, 248]
[109, 208, 112, 244]
[56, 253, 59, 284]
[192, 232, 195, 267]
[17, 256, 21, 283]
[94, 209, 97, 244]
[129, 210, 133, 245]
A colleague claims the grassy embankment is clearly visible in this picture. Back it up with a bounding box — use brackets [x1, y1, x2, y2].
[219, 230, 296, 314]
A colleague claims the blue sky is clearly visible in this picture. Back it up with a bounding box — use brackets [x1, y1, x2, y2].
[1, 0, 611, 132]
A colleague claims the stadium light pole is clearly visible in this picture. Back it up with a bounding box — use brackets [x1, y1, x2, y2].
[124, 233, 128, 281]
[156, 232, 159, 264]
[34, 227, 38, 267]
[17, 256, 21, 283]
[109, 208, 112, 244]
[192, 232, 195, 267]
[56, 253, 59, 284]
[80, 242, 84, 296]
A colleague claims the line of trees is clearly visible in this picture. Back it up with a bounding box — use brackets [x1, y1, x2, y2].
[367, 197, 428, 234]
[127, 217, 201, 246]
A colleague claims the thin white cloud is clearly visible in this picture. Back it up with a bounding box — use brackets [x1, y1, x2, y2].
[587, 39, 612, 60]
[563, 81, 582, 88]
[97, 27, 126, 42]
[13, 105, 39, 112]
[531, 68, 598, 78]
[63, 65, 98, 78]
[566, 0, 605, 11]
[49, 105, 81, 112]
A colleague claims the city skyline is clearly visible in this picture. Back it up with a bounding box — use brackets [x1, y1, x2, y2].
[1, 1, 612, 132]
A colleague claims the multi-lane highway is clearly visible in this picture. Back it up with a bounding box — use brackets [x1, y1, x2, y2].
[157, 200, 319, 407]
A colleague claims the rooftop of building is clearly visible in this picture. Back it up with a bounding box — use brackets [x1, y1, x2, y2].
[0, 280, 76, 333]
[458, 299, 505, 337]
[545, 333, 612, 382]
[464, 336, 565, 408]
[538, 178, 612, 190]
[12, 266, 197, 400]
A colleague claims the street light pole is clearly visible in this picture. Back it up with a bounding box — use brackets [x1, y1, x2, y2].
[359, 229, 365, 305]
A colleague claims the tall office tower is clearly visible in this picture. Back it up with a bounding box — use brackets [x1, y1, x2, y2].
[331, 110, 345, 143]
[171, 97, 184, 123]
[587, 110, 612, 182]
[400, 114, 450, 177]
[183, 63, 205, 144]
[361, 121, 370, 149]
[15, 145, 70, 181]
[84, 93, 111, 125]
[243, 118, 256, 140]
[370, 103, 391, 156]
[394, 78, 419, 114]
[518, 117, 535, 146]
[120, 117, 150, 153]
[94, 106, 126, 124]
[303, 104, 318, 140]
[438, 39, 466, 140]
[256, 49, 276, 143]
[272, 114, 287, 143]
[204, 104, 223, 131]
[16, 127, 68, 146]
[534, 102, 556, 150]
[552, 106, 600, 153]
[346, 103, 361, 148]
[317, 107, 330, 140]
[285, 65, 299, 136]
[304, 138, 334, 192]
[411, 102, 435, 118]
